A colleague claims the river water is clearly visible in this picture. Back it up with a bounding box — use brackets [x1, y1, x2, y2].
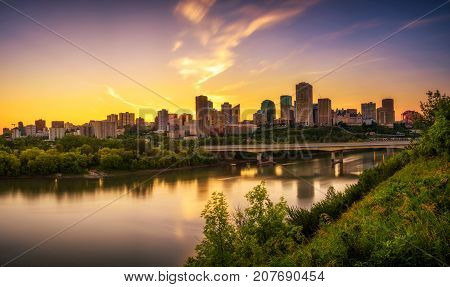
[0, 150, 389, 266]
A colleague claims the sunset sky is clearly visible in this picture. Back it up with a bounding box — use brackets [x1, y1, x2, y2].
[1, 0, 449, 131]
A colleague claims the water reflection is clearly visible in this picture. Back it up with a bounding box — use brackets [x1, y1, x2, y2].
[0, 150, 389, 266]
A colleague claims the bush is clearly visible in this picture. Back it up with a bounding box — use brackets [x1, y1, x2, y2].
[0, 151, 20, 176]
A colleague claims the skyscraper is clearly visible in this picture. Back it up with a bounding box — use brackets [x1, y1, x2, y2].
[280, 95, 292, 122]
[261, 100, 276, 125]
[35, 119, 46, 132]
[119, 112, 135, 128]
[196, 95, 209, 135]
[318, 98, 332, 126]
[107, 114, 118, 127]
[221, 102, 232, 124]
[157, 109, 169, 131]
[361, 102, 377, 122]
[295, 82, 313, 126]
[382, 98, 395, 125]
[231, 104, 240, 124]
[51, 121, 64, 128]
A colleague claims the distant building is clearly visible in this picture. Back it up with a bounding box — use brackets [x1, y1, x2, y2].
[64, 122, 76, 131]
[49, 127, 65, 141]
[253, 110, 264, 126]
[35, 119, 46, 132]
[318, 98, 332, 126]
[334, 109, 362, 126]
[119, 112, 135, 128]
[91, 121, 116, 139]
[361, 102, 377, 122]
[382, 98, 395, 125]
[377, 107, 387, 125]
[79, 124, 93, 137]
[295, 82, 313, 126]
[136, 117, 145, 127]
[2, 128, 10, 135]
[24, 125, 36, 137]
[312, 104, 319, 125]
[280, 95, 292, 123]
[51, 121, 64, 128]
[11, 128, 21, 139]
[107, 114, 118, 127]
[157, 109, 169, 132]
[261, 100, 276, 125]
[221, 102, 232, 124]
[196, 95, 210, 136]
[231, 104, 240, 124]
[225, 124, 257, 135]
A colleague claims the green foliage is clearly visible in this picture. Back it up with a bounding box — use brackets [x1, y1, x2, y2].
[288, 151, 411, 237]
[0, 151, 20, 176]
[186, 192, 236, 267]
[187, 183, 301, 266]
[417, 90, 449, 129]
[296, 158, 449, 266]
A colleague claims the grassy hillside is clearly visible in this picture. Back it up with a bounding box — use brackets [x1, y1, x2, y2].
[296, 157, 449, 266]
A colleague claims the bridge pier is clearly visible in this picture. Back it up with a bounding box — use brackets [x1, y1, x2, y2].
[257, 152, 274, 165]
[331, 150, 344, 166]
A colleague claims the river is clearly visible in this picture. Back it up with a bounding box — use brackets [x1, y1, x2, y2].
[0, 150, 390, 266]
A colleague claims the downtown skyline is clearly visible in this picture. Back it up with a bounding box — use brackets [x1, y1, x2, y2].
[1, 0, 449, 131]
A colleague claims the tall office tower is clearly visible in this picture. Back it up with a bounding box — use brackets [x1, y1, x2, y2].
[136, 117, 145, 127]
[179, 113, 193, 125]
[295, 82, 313, 126]
[119, 112, 135, 128]
[382, 98, 395, 125]
[377, 107, 387, 125]
[231, 104, 240, 124]
[51, 121, 64, 128]
[280, 95, 292, 122]
[196, 95, 210, 135]
[35, 119, 46, 132]
[221, 102, 232, 124]
[107, 114, 118, 127]
[361, 102, 377, 121]
[157, 109, 169, 131]
[261, 100, 276, 125]
[312, 104, 319, 125]
[318, 98, 332, 126]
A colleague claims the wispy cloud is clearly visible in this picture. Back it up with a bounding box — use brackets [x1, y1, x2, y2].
[174, 0, 216, 24]
[106, 86, 152, 109]
[171, 40, 183, 52]
[171, 0, 319, 87]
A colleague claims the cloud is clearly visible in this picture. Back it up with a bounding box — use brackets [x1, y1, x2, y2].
[171, 0, 319, 87]
[174, 0, 216, 24]
[106, 86, 152, 109]
[171, 40, 183, 52]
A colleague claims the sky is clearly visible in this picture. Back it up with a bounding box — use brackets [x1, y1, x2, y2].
[0, 0, 449, 130]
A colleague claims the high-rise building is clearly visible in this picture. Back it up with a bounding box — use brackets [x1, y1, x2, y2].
[312, 104, 319, 125]
[318, 98, 332, 126]
[79, 124, 93, 137]
[280, 95, 292, 122]
[261, 100, 276, 125]
[91, 121, 116, 139]
[49, 127, 65, 141]
[377, 107, 387, 125]
[361, 102, 377, 122]
[295, 82, 313, 126]
[221, 102, 232, 124]
[35, 119, 46, 132]
[24, 125, 36, 137]
[107, 114, 118, 127]
[51, 121, 64, 128]
[119, 112, 135, 128]
[196, 95, 210, 135]
[231, 104, 240, 124]
[382, 98, 395, 125]
[157, 109, 169, 131]
[136, 117, 145, 127]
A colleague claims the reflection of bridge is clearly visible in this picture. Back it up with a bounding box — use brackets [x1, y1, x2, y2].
[204, 141, 411, 165]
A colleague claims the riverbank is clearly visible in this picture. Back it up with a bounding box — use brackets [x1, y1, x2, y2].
[295, 157, 449, 266]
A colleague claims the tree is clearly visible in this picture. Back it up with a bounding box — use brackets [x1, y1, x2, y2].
[418, 90, 449, 129]
[186, 192, 236, 266]
[0, 151, 20, 176]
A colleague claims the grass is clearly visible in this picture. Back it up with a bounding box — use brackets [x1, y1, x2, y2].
[294, 157, 449, 266]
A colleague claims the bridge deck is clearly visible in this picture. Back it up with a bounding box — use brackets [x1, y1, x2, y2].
[203, 141, 411, 153]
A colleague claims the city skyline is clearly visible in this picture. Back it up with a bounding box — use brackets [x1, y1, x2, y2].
[1, 0, 449, 131]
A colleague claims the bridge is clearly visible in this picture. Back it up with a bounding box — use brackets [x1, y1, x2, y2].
[204, 141, 412, 165]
